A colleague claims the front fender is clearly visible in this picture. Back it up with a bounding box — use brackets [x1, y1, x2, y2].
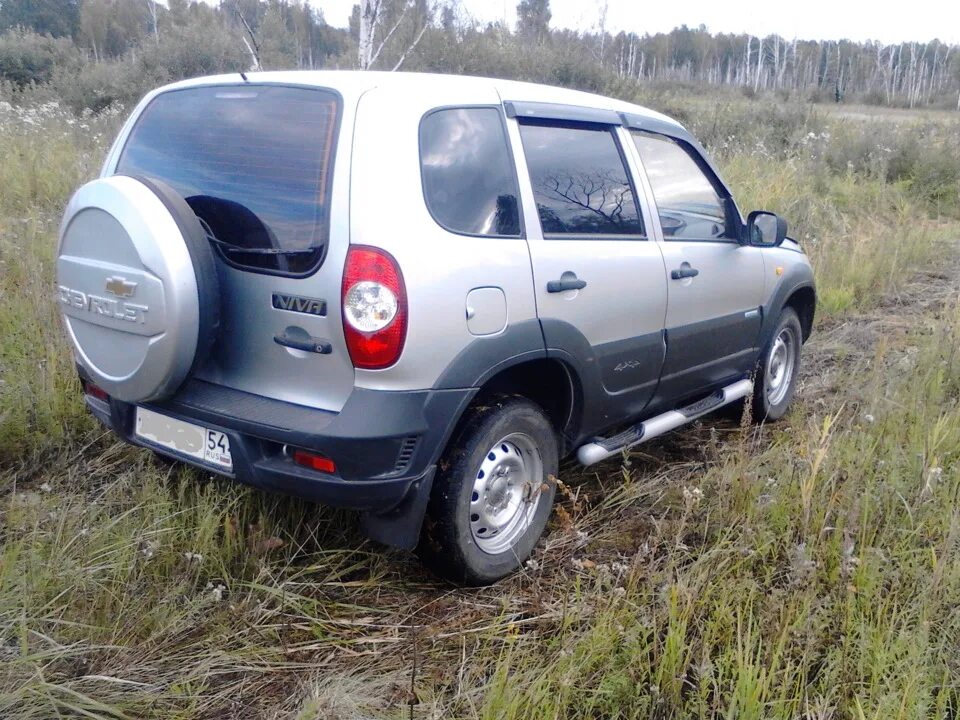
[759, 260, 816, 350]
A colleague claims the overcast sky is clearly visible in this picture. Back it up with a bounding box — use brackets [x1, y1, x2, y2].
[313, 0, 960, 45]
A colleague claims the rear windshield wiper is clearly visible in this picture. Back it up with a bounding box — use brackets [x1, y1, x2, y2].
[199, 217, 318, 256]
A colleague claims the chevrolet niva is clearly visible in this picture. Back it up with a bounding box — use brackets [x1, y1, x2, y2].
[56, 72, 815, 584]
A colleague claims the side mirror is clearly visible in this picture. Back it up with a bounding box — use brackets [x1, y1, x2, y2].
[746, 211, 787, 247]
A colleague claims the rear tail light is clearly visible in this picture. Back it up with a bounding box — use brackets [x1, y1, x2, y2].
[83, 381, 110, 402]
[341, 246, 407, 369]
[292, 450, 336, 474]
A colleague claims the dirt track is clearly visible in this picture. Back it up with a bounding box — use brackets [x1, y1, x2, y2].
[801, 250, 960, 407]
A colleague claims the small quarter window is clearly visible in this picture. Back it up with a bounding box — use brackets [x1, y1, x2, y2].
[631, 131, 733, 241]
[519, 121, 644, 237]
[420, 108, 521, 236]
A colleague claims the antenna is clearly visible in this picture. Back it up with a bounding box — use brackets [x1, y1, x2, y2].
[240, 71, 249, 83]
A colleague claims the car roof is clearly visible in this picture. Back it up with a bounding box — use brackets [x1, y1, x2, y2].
[156, 70, 684, 132]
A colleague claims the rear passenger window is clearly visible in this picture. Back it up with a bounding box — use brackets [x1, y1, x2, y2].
[631, 131, 733, 241]
[420, 108, 521, 236]
[518, 121, 644, 237]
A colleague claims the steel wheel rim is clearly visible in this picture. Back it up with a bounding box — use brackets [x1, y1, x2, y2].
[469, 432, 543, 555]
[766, 327, 796, 406]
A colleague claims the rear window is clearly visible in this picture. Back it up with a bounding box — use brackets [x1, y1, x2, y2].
[419, 107, 521, 237]
[116, 85, 340, 275]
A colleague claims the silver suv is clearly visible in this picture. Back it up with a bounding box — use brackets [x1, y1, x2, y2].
[56, 71, 815, 584]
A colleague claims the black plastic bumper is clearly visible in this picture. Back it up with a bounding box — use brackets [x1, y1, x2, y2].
[83, 376, 475, 548]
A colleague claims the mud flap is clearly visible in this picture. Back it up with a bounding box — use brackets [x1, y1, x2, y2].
[359, 466, 436, 550]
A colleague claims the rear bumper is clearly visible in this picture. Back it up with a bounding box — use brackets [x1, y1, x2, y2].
[83, 375, 475, 547]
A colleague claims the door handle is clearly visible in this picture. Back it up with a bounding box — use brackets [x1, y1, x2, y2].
[547, 273, 587, 293]
[274, 332, 332, 354]
[670, 266, 700, 280]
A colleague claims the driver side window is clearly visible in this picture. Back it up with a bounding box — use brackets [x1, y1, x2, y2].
[631, 131, 734, 241]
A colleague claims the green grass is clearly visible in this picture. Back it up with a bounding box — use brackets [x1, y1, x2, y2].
[0, 102, 122, 464]
[456, 312, 960, 719]
[2, 96, 960, 718]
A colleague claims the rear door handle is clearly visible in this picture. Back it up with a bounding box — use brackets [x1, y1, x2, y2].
[274, 332, 332, 354]
[670, 266, 700, 280]
[547, 273, 587, 293]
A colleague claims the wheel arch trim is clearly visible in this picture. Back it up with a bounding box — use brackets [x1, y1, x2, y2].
[760, 264, 816, 351]
[432, 318, 603, 448]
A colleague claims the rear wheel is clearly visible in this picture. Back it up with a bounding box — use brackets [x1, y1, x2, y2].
[751, 307, 802, 422]
[418, 396, 558, 585]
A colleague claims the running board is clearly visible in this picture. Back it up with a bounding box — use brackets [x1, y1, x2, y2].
[576, 379, 754, 466]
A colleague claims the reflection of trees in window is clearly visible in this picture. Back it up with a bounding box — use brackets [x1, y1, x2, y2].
[494, 194, 520, 235]
[534, 168, 642, 234]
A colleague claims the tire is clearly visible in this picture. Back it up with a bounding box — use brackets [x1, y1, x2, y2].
[56, 175, 219, 403]
[417, 396, 558, 585]
[751, 307, 802, 422]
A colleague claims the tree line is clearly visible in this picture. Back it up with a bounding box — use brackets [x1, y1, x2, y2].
[0, 0, 957, 112]
[607, 27, 959, 109]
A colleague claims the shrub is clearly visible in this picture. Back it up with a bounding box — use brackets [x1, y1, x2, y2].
[0, 28, 82, 88]
[52, 58, 153, 113]
[52, 21, 249, 113]
[135, 21, 248, 81]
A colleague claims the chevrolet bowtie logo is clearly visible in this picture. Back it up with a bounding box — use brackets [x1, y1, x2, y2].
[104, 276, 137, 298]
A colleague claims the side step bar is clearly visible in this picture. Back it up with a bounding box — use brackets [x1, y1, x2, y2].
[576, 379, 754, 466]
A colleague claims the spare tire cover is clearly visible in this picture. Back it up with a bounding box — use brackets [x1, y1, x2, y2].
[56, 175, 220, 403]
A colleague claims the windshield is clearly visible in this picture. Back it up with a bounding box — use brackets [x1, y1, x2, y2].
[116, 84, 340, 274]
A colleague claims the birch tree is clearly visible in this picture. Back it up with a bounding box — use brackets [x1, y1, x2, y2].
[358, 0, 434, 71]
[145, 0, 159, 44]
[232, 8, 258, 69]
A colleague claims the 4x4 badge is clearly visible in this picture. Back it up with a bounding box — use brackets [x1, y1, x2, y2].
[105, 276, 137, 298]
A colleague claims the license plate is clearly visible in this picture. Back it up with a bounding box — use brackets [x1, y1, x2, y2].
[135, 407, 233, 471]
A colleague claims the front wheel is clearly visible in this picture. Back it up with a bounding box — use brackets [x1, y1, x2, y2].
[417, 396, 558, 585]
[751, 307, 803, 422]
